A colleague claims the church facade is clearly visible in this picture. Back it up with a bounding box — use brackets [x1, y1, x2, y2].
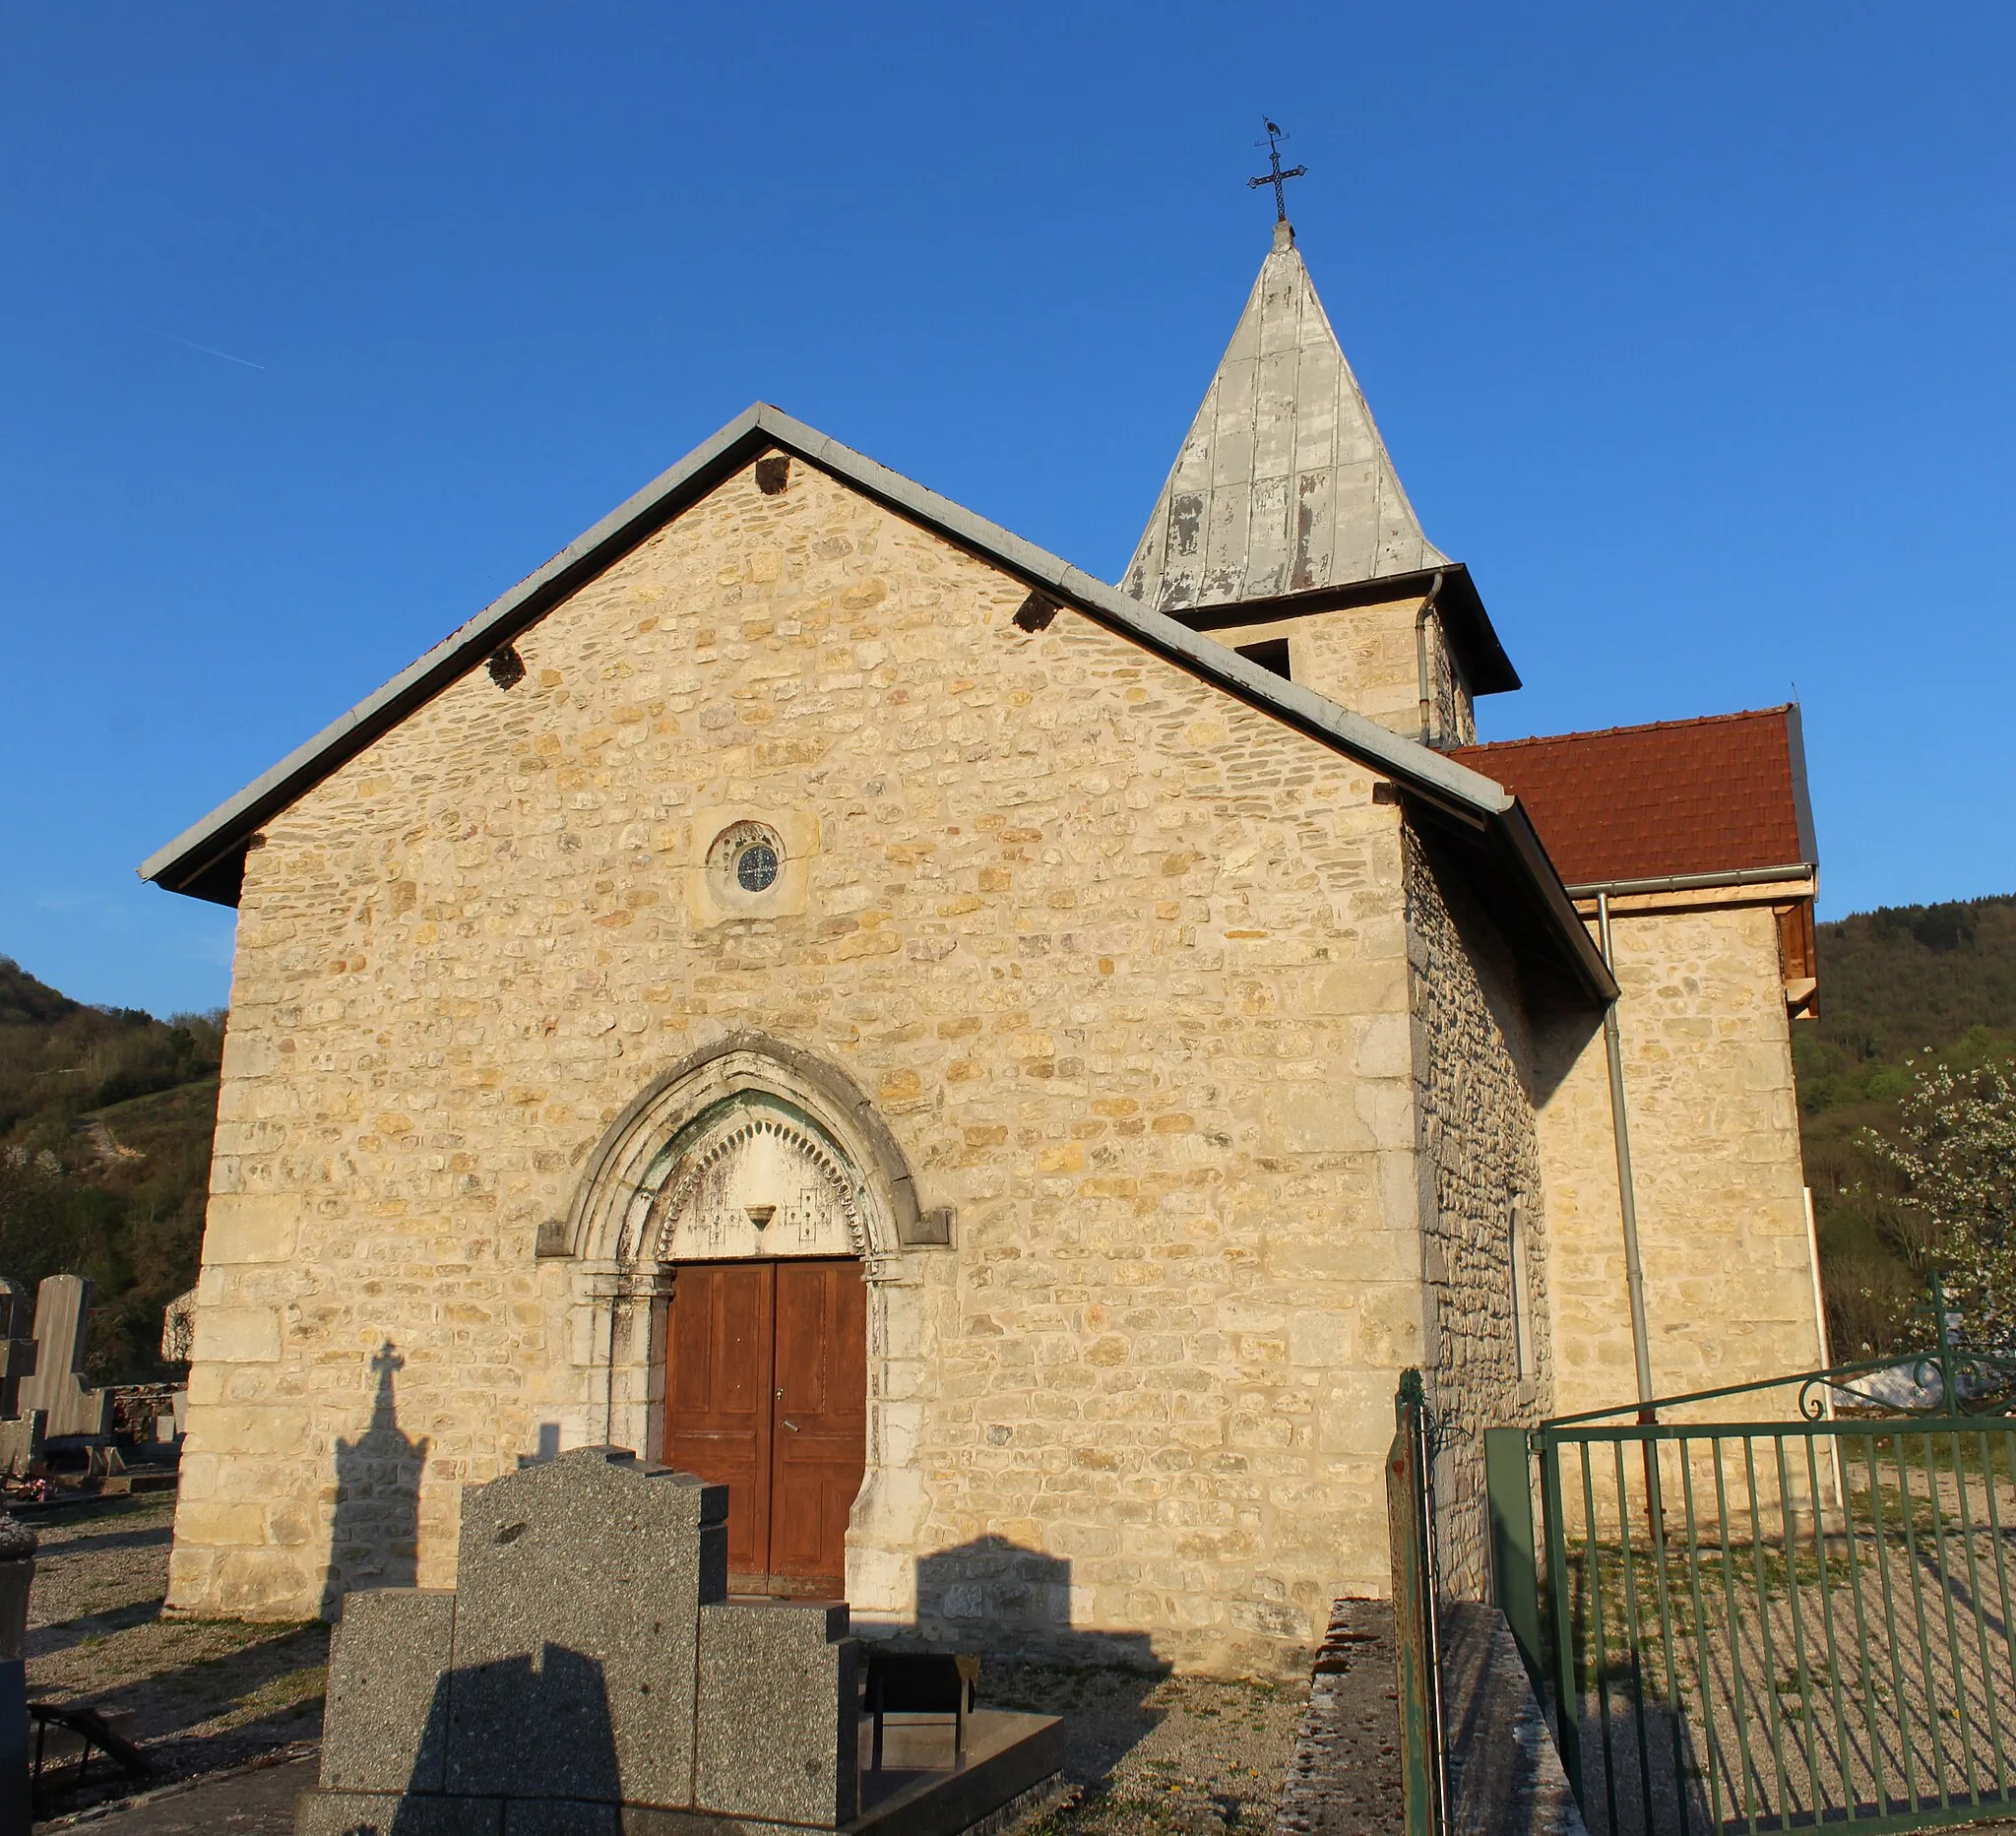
[144, 222, 1822, 1678]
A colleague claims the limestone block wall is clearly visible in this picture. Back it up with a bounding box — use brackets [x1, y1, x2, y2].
[169, 451, 1435, 1678]
[1200, 598, 1475, 748]
[1538, 897, 1821, 1422]
[1403, 833, 1549, 1596]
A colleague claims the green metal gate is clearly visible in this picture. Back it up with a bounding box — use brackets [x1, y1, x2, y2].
[1488, 1322, 2016, 1836]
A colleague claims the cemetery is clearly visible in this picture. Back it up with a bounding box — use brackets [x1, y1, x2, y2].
[0, 1273, 1546, 1836]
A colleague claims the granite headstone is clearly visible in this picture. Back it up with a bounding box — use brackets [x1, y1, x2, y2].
[0, 1513, 35, 1836]
[298, 1446, 861, 1836]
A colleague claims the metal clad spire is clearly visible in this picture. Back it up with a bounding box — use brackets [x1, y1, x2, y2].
[1121, 218, 1447, 613]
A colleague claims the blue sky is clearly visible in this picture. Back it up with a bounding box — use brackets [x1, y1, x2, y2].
[4, 4, 2013, 1016]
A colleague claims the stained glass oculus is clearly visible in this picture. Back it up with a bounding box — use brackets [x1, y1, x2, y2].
[735, 841, 780, 892]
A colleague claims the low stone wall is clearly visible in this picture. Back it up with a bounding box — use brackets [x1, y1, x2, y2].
[1273, 1598, 1402, 1836]
[1274, 1599, 1584, 1836]
[1441, 1603, 1583, 1836]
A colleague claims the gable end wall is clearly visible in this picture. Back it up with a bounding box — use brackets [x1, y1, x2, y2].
[170, 456, 1438, 1678]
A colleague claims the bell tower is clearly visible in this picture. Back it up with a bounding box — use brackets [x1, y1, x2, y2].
[1121, 218, 1518, 746]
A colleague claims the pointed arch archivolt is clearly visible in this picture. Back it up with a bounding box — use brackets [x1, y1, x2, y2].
[556, 1030, 951, 1275]
[626, 1095, 866, 1264]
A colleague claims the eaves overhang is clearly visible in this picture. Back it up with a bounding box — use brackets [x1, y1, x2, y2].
[139, 404, 1610, 1003]
[1163, 562, 1520, 697]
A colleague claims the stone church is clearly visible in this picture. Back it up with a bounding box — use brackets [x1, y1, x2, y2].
[143, 217, 1824, 1678]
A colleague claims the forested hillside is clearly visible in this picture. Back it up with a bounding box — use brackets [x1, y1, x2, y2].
[1796, 896, 2016, 1353]
[0, 957, 220, 1381]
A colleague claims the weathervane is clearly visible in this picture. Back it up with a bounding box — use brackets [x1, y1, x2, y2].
[1247, 119, 1306, 223]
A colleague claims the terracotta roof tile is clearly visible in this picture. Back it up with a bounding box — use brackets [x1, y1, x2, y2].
[1449, 707, 1816, 888]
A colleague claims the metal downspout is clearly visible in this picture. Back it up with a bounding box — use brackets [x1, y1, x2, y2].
[1415, 570, 1445, 747]
[1598, 892, 1656, 1415]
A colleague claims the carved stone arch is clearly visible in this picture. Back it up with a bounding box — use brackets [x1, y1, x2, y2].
[553, 1030, 953, 1268]
[631, 1092, 869, 1264]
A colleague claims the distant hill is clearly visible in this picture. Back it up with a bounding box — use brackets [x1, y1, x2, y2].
[0, 957, 220, 1381]
[1794, 896, 2016, 1354]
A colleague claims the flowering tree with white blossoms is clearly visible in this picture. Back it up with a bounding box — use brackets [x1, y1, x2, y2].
[1859, 1055, 2016, 1348]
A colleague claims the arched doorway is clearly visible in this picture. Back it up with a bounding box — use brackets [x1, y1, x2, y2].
[646, 1094, 870, 1597]
[665, 1258, 864, 1596]
[558, 1035, 950, 1618]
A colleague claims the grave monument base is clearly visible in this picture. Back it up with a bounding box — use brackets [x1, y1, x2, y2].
[297, 1707, 1064, 1836]
[297, 1449, 1063, 1836]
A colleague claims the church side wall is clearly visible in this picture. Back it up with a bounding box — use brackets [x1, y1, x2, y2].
[168, 455, 1428, 1678]
[1538, 900, 1821, 1421]
[1402, 829, 1549, 1599]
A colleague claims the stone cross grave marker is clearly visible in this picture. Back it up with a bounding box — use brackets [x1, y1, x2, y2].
[19, 1276, 111, 1442]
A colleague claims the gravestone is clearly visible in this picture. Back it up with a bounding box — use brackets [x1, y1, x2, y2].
[297, 1446, 862, 1834]
[0, 1282, 42, 1480]
[0, 1513, 35, 1836]
[0, 1283, 34, 1419]
[19, 1276, 111, 1441]
[159, 1286, 197, 1365]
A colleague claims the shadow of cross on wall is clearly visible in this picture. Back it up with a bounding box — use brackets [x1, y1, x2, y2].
[322, 1343, 429, 1614]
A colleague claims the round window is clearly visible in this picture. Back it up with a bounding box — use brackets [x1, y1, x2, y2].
[735, 841, 779, 893]
[708, 821, 786, 902]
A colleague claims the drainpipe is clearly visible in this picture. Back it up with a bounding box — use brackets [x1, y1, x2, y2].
[1415, 571, 1445, 748]
[1598, 893, 1656, 1418]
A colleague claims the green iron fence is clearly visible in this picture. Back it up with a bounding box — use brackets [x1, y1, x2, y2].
[1390, 1368, 1449, 1836]
[1489, 1309, 2016, 1836]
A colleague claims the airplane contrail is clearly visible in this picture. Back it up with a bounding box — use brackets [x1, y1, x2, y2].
[136, 323, 266, 370]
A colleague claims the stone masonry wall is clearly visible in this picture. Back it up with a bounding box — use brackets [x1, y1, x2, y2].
[1201, 598, 1474, 749]
[1538, 898, 1821, 1421]
[170, 451, 1435, 1678]
[1404, 831, 1549, 1599]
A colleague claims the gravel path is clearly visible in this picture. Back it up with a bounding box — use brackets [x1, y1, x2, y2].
[24, 1492, 327, 1821]
[980, 1661, 1305, 1835]
[18, 1492, 1310, 1834]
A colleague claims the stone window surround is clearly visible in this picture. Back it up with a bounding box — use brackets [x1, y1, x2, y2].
[545, 1031, 952, 1615]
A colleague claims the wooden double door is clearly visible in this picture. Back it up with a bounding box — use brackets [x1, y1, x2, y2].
[662, 1258, 866, 1597]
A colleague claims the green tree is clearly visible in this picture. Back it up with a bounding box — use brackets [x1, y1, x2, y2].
[1859, 1055, 2016, 1345]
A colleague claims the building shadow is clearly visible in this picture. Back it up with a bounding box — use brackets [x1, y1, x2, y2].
[363, 1645, 618, 1828]
[906, 1537, 1168, 1794]
[320, 1343, 428, 1617]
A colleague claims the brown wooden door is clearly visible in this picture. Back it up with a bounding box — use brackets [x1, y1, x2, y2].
[664, 1262, 775, 1581]
[662, 1258, 865, 1596]
[770, 1260, 868, 1592]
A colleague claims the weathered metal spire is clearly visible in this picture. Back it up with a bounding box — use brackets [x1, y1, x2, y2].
[1120, 228, 1447, 613]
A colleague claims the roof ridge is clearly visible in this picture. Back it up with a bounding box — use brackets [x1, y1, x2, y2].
[1455, 705, 1795, 752]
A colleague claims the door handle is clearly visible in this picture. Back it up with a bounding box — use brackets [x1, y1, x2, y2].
[783, 1419, 800, 1432]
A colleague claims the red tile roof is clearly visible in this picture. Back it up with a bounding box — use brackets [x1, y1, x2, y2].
[1449, 707, 1816, 889]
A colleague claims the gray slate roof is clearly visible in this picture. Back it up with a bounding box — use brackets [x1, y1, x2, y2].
[137, 403, 1611, 1001]
[1122, 222, 1448, 614]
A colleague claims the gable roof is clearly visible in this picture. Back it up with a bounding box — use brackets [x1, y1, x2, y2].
[1449, 707, 1819, 892]
[139, 402, 1613, 1002]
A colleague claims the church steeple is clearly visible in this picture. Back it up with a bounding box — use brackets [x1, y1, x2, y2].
[1121, 222, 1448, 615]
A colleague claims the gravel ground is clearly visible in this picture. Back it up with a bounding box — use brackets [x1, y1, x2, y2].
[980, 1661, 1305, 1835]
[22, 1492, 328, 1820]
[17, 1492, 1308, 1834]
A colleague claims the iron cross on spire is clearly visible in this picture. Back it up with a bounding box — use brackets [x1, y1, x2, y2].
[1247, 119, 1306, 223]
